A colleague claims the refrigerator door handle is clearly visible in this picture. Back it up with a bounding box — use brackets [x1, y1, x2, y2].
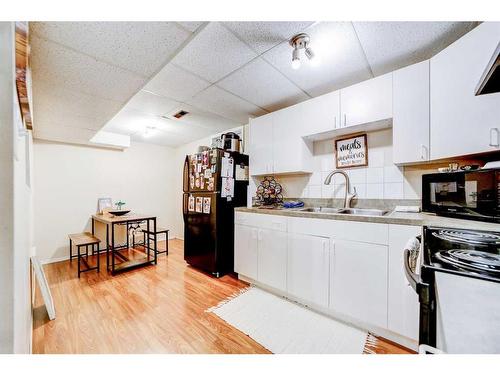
[183, 155, 190, 192]
[183, 194, 189, 216]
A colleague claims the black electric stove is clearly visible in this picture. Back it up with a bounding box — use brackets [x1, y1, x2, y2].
[423, 227, 500, 281]
[405, 226, 500, 352]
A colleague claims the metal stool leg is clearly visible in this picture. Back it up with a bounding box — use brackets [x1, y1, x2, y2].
[69, 239, 73, 262]
[166, 231, 169, 255]
[78, 245, 81, 278]
[96, 243, 100, 273]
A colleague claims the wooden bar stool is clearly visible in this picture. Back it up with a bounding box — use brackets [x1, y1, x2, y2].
[142, 228, 169, 256]
[68, 232, 101, 277]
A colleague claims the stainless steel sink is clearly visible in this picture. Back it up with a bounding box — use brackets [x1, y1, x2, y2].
[338, 208, 388, 216]
[298, 207, 344, 213]
[298, 207, 387, 216]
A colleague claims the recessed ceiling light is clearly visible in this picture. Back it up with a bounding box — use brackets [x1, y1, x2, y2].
[143, 126, 157, 138]
[289, 33, 316, 69]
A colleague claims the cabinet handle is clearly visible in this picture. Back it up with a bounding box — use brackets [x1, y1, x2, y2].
[334, 116, 337, 129]
[343, 114, 347, 127]
[490, 128, 499, 147]
[420, 145, 427, 160]
[257, 229, 262, 241]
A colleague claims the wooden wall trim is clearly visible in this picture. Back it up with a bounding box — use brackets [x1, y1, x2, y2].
[15, 21, 33, 131]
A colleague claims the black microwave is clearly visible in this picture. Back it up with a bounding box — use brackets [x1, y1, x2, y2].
[422, 169, 500, 223]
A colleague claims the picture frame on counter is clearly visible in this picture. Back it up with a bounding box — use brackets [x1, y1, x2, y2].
[335, 134, 368, 169]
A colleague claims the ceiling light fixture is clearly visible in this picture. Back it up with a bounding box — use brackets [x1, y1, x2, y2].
[289, 33, 316, 69]
[143, 126, 157, 138]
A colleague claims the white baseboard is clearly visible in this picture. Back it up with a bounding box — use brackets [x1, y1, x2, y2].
[41, 238, 181, 265]
[40, 255, 70, 265]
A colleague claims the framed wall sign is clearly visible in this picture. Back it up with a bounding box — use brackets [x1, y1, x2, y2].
[335, 134, 368, 168]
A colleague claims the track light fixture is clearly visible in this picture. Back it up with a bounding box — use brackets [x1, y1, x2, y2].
[289, 33, 315, 69]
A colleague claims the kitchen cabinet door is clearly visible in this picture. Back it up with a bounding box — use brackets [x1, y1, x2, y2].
[258, 228, 287, 291]
[287, 233, 330, 308]
[248, 113, 274, 176]
[388, 224, 420, 341]
[272, 104, 313, 174]
[234, 224, 258, 280]
[393, 60, 430, 164]
[300, 90, 341, 137]
[430, 22, 500, 160]
[340, 72, 393, 128]
[330, 240, 388, 329]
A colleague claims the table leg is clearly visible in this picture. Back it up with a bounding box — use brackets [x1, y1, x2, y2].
[106, 224, 109, 271]
[111, 223, 115, 273]
[92, 218, 96, 255]
[146, 219, 150, 259]
[153, 218, 157, 265]
[126, 223, 130, 250]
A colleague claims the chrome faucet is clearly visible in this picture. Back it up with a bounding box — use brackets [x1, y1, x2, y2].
[324, 169, 357, 209]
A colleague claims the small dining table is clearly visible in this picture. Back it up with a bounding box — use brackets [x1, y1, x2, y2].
[91, 213, 158, 275]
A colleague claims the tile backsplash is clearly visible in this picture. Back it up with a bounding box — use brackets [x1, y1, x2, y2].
[250, 128, 483, 203]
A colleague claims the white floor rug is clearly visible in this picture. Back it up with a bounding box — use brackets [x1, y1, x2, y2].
[208, 287, 371, 354]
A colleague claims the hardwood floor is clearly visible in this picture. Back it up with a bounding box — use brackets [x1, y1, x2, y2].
[33, 239, 414, 354]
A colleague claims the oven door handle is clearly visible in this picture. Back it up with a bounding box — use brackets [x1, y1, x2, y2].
[404, 248, 421, 292]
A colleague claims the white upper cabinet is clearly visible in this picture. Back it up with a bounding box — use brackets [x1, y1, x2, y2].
[340, 72, 393, 128]
[272, 104, 313, 174]
[393, 60, 430, 164]
[248, 113, 273, 176]
[330, 239, 388, 329]
[287, 233, 330, 308]
[430, 22, 500, 160]
[300, 90, 341, 137]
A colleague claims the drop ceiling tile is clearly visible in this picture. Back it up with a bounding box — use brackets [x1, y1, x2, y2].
[171, 22, 258, 83]
[103, 109, 161, 135]
[131, 129, 193, 147]
[126, 90, 180, 116]
[142, 63, 211, 102]
[177, 22, 205, 33]
[34, 125, 97, 145]
[186, 85, 266, 123]
[217, 57, 310, 111]
[353, 22, 478, 75]
[31, 35, 147, 102]
[33, 78, 125, 125]
[31, 22, 191, 77]
[223, 21, 315, 54]
[261, 22, 373, 97]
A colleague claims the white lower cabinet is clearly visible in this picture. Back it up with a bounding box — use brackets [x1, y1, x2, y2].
[287, 233, 330, 308]
[330, 240, 388, 329]
[388, 224, 421, 341]
[234, 224, 258, 280]
[235, 213, 420, 345]
[258, 229, 287, 291]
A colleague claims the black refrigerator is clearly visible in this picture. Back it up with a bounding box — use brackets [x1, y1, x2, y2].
[183, 148, 249, 277]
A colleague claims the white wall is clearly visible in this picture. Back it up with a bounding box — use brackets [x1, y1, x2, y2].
[0, 21, 34, 354]
[33, 140, 177, 263]
[0, 21, 16, 354]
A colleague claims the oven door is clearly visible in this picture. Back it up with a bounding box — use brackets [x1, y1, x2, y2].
[422, 170, 498, 222]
